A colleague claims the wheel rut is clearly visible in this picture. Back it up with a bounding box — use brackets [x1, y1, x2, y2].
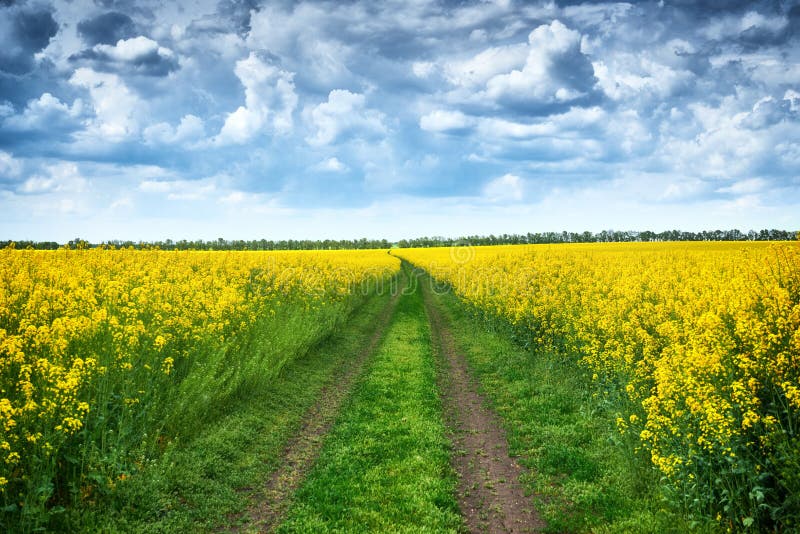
[423, 283, 545, 534]
[231, 278, 404, 533]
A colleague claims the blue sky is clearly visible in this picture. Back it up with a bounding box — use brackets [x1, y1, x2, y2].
[1, 0, 799, 241]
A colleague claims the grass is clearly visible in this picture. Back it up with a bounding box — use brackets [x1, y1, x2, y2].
[68, 289, 395, 533]
[276, 277, 462, 533]
[424, 280, 690, 533]
[65, 266, 698, 532]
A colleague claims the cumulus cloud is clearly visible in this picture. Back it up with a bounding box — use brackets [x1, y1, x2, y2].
[0, 150, 22, 179]
[444, 43, 528, 87]
[306, 90, 386, 146]
[483, 20, 598, 110]
[17, 162, 88, 195]
[412, 61, 435, 78]
[71, 36, 179, 76]
[1, 0, 799, 239]
[475, 106, 606, 139]
[313, 157, 349, 172]
[143, 115, 205, 145]
[3, 93, 83, 132]
[655, 89, 800, 185]
[69, 68, 142, 141]
[701, 10, 789, 43]
[214, 52, 298, 145]
[593, 55, 695, 101]
[246, 4, 355, 89]
[419, 109, 474, 133]
[740, 95, 798, 130]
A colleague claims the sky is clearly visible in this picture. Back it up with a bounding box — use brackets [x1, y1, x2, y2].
[0, 0, 799, 242]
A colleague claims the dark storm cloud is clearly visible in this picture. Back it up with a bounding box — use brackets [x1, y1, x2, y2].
[0, 6, 58, 75]
[77, 12, 136, 46]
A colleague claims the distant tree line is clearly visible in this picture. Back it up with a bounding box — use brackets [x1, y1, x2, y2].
[397, 228, 799, 248]
[1, 229, 797, 251]
[0, 237, 393, 250]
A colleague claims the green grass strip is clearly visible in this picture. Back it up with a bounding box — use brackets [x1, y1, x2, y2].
[277, 284, 462, 533]
[426, 284, 689, 534]
[70, 290, 395, 533]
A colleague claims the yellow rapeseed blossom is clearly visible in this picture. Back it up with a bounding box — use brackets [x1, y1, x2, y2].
[0, 247, 399, 508]
[397, 241, 800, 525]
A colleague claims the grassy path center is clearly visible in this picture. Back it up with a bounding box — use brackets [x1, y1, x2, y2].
[234, 276, 405, 532]
[276, 272, 462, 533]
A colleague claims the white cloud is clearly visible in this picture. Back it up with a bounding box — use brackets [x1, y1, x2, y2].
[218, 191, 248, 204]
[412, 61, 435, 78]
[3, 93, 83, 131]
[18, 162, 88, 195]
[94, 35, 164, 62]
[444, 42, 528, 87]
[484, 173, 524, 202]
[562, 2, 633, 28]
[247, 4, 354, 87]
[0, 151, 22, 178]
[593, 55, 694, 101]
[2, 0, 800, 241]
[785, 89, 800, 112]
[659, 178, 707, 202]
[313, 157, 348, 172]
[95, 36, 171, 63]
[651, 93, 800, 190]
[716, 178, 768, 195]
[655, 91, 800, 183]
[306, 89, 386, 146]
[214, 52, 298, 145]
[78, 36, 179, 76]
[109, 196, 133, 211]
[483, 20, 596, 105]
[139, 177, 217, 200]
[740, 96, 797, 130]
[469, 29, 488, 42]
[246, 4, 310, 56]
[69, 68, 142, 141]
[419, 109, 474, 133]
[475, 106, 606, 139]
[144, 114, 205, 145]
[701, 11, 788, 41]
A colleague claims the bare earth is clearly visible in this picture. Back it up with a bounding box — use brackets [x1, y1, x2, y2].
[232, 284, 403, 533]
[423, 286, 545, 533]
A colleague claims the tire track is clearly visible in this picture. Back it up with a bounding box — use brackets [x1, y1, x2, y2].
[423, 281, 545, 533]
[232, 275, 405, 533]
